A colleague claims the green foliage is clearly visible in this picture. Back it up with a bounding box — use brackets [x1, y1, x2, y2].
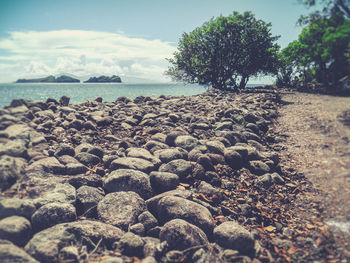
[278, 14, 350, 89]
[299, 0, 350, 20]
[166, 12, 280, 90]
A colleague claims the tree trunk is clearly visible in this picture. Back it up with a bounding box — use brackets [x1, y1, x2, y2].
[239, 76, 248, 89]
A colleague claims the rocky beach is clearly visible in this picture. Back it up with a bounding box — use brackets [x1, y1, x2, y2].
[0, 87, 348, 262]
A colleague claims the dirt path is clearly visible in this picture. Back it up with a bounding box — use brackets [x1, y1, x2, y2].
[273, 91, 350, 258]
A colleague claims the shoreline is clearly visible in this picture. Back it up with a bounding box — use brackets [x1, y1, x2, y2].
[0, 88, 339, 262]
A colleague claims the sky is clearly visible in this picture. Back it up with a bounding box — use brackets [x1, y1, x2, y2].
[0, 0, 313, 83]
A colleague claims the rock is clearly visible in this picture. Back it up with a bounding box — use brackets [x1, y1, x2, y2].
[34, 183, 76, 207]
[154, 148, 188, 163]
[75, 152, 100, 167]
[163, 250, 184, 263]
[197, 154, 215, 171]
[76, 185, 104, 217]
[59, 246, 79, 263]
[68, 119, 83, 130]
[25, 220, 124, 262]
[97, 192, 146, 231]
[117, 232, 145, 257]
[66, 173, 103, 188]
[0, 139, 28, 158]
[206, 140, 225, 155]
[110, 157, 154, 173]
[174, 135, 199, 151]
[0, 155, 25, 190]
[83, 121, 96, 130]
[224, 149, 243, 169]
[0, 216, 32, 246]
[138, 211, 158, 231]
[150, 171, 179, 193]
[146, 189, 192, 215]
[130, 223, 145, 236]
[0, 243, 39, 263]
[159, 159, 193, 179]
[0, 198, 36, 220]
[228, 146, 249, 160]
[165, 131, 185, 146]
[65, 163, 89, 175]
[159, 219, 208, 250]
[258, 174, 272, 187]
[103, 169, 152, 199]
[271, 172, 285, 184]
[25, 157, 65, 175]
[59, 96, 70, 106]
[197, 181, 221, 198]
[192, 123, 211, 130]
[54, 144, 75, 157]
[157, 196, 214, 233]
[145, 140, 169, 153]
[126, 147, 161, 167]
[248, 160, 270, 176]
[213, 221, 255, 255]
[31, 202, 77, 232]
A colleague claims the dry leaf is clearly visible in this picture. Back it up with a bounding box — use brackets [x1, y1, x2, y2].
[264, 225, 276, 232]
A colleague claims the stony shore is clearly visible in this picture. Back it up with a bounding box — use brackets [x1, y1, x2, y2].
[0, 88, 330, 262]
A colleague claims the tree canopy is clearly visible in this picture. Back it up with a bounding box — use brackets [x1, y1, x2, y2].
[277, 2, 350, 90]
[166, 12, 279, 90]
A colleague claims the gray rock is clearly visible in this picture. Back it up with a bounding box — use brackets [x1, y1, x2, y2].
[54, 144, 75, 157]
[110, 157, 154, 173]
[76, 185, 104, 217]
[34, 183, 76, 207]
[0, 198, 36, 220]
[65, 163, 89, 175]
[271, 172, 285, 184]
[258, 174, 272, 187]
[213, 221, 254, 255]
[138, 211, 158, 231]
[146, 189, 192, 215]
[206, 140, 225, 155]
[59, 96, 70, 106]
[0, 243, 39, 263]
[154, 148, 188, 163]
[174, 135, 199, 151]
[224, 149, 243, 169]
[157, 196, 214, 233]
[68, 119, 83, 130]
[145, 140, 169, 153]
[75, 152, 100, 167]
[59, 246, 79, 263]
[159, 159, 193, 179]
[197, 181, 221, 197]
[126, 147, 161, 167]
[103, 169, 152, 199]
[25, 220, 124, 262]
[0, 139, 28, 158]
[0, 155, 25, 190]
[0, 216, 31, 246]
[150, 171, 179, 193]
[159, 219, 208, 250]
[248, 160, 270, 176]
[117, 232, 145, 257]
[228, 146, 249, 160]
[130, 223, 145, 236]
[25, 157, 65, 175]
[31, 202, 77, 232]
[97, 191, 146, 231]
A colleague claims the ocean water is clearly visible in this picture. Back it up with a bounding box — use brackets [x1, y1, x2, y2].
[0, 82, 261, 108]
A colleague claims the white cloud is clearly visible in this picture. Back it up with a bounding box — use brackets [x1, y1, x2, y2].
[0, 30, 176, 82]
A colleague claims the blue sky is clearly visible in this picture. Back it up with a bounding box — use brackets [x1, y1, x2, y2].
[0, 0, 313, 83]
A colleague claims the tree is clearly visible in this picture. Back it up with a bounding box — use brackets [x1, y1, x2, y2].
[280, 13, 350, 89]
[166, 12, 280, 90]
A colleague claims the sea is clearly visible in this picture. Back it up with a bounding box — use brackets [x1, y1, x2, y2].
[0, 82, 261, 108]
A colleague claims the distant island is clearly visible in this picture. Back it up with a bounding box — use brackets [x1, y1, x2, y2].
[84, 75, 122, 83]
[16, 75, 80, 83]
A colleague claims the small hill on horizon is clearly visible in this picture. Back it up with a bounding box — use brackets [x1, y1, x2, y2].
[16, 75, 80, 83]
[84, 75, 122, 83]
